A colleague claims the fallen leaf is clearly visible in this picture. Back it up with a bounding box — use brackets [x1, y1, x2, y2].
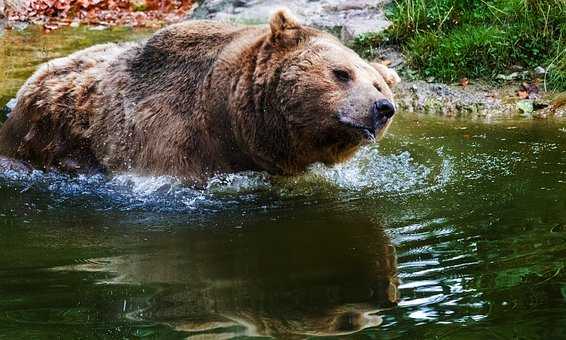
[550, 93, 566, 112]
[7, 0, 194, 30]
[517, 90, 529, 99]
[517, 82, 539, 99]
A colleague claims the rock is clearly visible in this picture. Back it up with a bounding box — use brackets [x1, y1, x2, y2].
[496, 72, 520, 81]
[496, 71, 530, 81]
[88, 25, 108, 31]
[395, 82, 559, 119]
[534, 66, 546, 76]
[6, 97, 16, 110]
[6, 19, 28, 31]
[516, 100, 534, 115]
[532, 99, 550, 111]
[2, 98, 16, 118]
[190, 0, 392, 43]
[395, 80, 511, 117]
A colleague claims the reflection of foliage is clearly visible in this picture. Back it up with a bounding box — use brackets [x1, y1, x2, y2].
[495, 264, 564, 289]
[495, 267, 533, 288]
[5, 0, 193, 29]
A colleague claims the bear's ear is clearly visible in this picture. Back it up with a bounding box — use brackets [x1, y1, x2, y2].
[371, 62, 401, 88]
[269, 8, 301, 37]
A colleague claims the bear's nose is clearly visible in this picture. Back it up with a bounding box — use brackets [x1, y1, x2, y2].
[371, 99, 396, 122]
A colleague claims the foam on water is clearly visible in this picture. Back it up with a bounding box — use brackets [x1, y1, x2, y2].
[0, 169, 217, 212]
[0, 146, 454, 212]
[306, 146, 453, 196]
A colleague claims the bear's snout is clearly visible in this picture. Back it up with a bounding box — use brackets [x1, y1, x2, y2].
[370, 99, 396, 131]
[372, 99, 396, 121]
[338, 97, 396, 140]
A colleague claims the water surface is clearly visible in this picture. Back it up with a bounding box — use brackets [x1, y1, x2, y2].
[1, 26, 566, 339]
[0, 25, 153, 110]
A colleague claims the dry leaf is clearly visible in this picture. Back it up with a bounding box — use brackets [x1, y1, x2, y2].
[6, 0, 193, 30]
[517, 90, 529, 99]
[518, 82, 539, 99]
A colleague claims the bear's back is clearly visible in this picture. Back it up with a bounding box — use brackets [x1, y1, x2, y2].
[126, 21, 262, 103]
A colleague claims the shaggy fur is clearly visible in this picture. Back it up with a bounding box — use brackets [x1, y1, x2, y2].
[0, 9, 400, 183]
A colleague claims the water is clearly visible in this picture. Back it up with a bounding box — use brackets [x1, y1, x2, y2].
[1, 27, 566, 339]
[0, 25, 153, 111]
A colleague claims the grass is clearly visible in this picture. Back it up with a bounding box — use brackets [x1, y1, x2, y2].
[354, 0, 566, 91]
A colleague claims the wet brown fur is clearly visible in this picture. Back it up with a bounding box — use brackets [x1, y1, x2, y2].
[0, 10, 399, 183]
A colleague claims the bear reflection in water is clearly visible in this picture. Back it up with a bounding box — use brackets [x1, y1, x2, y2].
[86, 214, 398, 338]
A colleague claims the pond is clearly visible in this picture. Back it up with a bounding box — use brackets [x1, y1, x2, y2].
[1, 26, 566, 339]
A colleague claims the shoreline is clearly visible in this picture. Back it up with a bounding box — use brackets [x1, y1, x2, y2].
[1, 15, 565, 120]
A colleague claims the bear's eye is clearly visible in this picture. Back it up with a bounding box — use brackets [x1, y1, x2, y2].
[333, 69, 352, 83]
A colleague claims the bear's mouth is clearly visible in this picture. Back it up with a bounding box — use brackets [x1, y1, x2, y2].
[338, 114, 392, 143]
[338, 119, 385, 143]
[359, 127, 377, 142]
[341, 122, 376, 141]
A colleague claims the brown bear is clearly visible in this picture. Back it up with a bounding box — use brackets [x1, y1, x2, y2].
[0, 9, 400, 184]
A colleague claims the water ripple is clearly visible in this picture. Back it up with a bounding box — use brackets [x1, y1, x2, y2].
[0, 146, 454, 213]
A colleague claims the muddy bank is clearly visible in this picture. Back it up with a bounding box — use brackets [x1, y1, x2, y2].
[393, 81, 564, 119]
[392, 79, 565, 118]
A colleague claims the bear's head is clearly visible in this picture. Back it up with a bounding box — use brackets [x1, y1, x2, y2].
[250, 9, 401, 174]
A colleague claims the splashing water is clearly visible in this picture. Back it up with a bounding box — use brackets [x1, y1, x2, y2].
[307, 146, 453, 196]
[0, 146, 452, 213]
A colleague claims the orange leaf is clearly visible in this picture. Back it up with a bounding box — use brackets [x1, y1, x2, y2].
[517, 90, 529, 99]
